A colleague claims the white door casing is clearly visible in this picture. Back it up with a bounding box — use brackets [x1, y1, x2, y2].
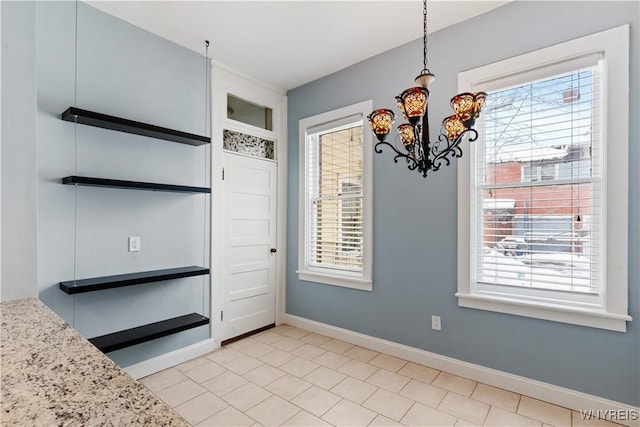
[211, 63, 287, 343]
[221, 152, 277, 340]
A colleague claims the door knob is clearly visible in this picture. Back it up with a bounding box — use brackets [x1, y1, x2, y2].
[270, 248, 277, 253]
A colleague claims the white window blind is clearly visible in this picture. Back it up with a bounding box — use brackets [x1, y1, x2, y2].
[306, 120, 364, 273]
[475, 63, 601, 304]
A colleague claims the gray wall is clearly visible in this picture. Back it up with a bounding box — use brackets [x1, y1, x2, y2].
[36, 2, 210, 367]
[287, 1, 639, 406]
[1, 1, 39, 301]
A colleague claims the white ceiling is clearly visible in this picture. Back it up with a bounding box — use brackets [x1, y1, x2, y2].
[88, 1, 510, 92]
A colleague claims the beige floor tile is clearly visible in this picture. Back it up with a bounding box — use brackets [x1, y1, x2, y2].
[571, 410, 626, 427]
[246, 395, 301, 426]
[176, 356, 211, 373]
[253, 331, 285, 345]
[432, 372, 477, 397]
[280, 357, 321, 378]
[344, 346, 379, 363]
[197, 405, 256, 426]
[243, 363, 287, 387]
[484, 406, 541, 427]
[265, 374, 313, 401]
[271, 324, 295, 334]
[222, 382, 272, 412]
[140, 368, 189, 393]
[322, 398, 377, 426]
[202, 371, 249, 396]
[301, 332, 333, 346]
[363, 388, 414, 421]
[282, 410, 333, 426]
[438, 392, 489, 425]
[272, 337, 306, 352]
[291, 385, 342, 417]
[156, 379, 207, 407]
[455, 419, 481, 427]
[223, 354, 264, 375]
[401, 402, 457, 427]
[147, 325, 595, 427]
[339, 359, 379, 381]
[471, 383, 520, 412]
[397, 362, 439, 384]
[313, 350, 351, 370]
[183, 360, 227, 384]
[227, 337, 258, 350]
[369, 414, 406, 426]
[331, 376, 378, 404]
[259, 348, 297, 367]
[206, 347, 245, 365]
[321, 339, 355, 354]
[367, 369, 411, 393]
[517, 396, 571, 426]
[239, 341, 276, 358]
[304, 366, 347, 390]
[173, 392, 228, 425]
[280, 327, 312, 340]
[369, 354, 408, 373]
[292, 343, 327, 360]
[399, 379, 447, 408]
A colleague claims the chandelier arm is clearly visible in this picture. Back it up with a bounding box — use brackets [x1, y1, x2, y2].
[405, 157, 420, 171]
[466, 128, 480, 143]
[374, 140, 420, 169]
[430, 128, 478, 172]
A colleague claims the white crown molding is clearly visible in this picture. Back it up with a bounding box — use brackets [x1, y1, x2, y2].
[213, 60, 286, 96]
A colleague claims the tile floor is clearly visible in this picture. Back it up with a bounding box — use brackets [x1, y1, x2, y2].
[140, 325, 622, 427]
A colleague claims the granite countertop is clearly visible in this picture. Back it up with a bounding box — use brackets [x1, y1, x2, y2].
[1, 298, 188, 426]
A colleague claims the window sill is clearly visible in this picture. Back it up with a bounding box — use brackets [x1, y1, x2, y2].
[297, 270, 372, 291]
[456, 292, 632, 332]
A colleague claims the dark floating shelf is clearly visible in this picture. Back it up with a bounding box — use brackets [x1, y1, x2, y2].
[62, 176, 211, 194]
[59, 266, 210, 295]
[61, 107, 211, 146]
[89, 313, 210, 353]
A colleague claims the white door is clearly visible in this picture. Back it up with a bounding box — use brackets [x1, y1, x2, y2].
[221, 152, 277, 341]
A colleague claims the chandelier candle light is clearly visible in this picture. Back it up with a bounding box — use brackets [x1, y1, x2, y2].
[367, 0, 487, 177]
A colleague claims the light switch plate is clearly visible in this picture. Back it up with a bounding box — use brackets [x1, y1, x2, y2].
[431, 315, 441, 331]
[128, 236, 141, 252]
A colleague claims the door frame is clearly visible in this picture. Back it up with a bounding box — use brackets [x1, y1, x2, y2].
[211, 63, 287, 344]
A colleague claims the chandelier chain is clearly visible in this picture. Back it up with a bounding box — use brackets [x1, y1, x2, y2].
[423, 0, 428, 70]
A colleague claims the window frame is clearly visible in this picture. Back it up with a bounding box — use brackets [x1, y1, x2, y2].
[457, 25, 631, 332]
[298, 100, 373, 291]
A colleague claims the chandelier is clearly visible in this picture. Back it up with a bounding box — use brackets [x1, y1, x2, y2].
[367, 0, 487, 178]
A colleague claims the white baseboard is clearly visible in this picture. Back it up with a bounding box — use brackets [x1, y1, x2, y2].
[123, 339, 220, 380]
[284, 314, 639, 427]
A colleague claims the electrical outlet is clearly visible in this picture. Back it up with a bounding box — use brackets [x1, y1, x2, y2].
[128, 236, 141, 252]
[431, 315, 441, 331]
